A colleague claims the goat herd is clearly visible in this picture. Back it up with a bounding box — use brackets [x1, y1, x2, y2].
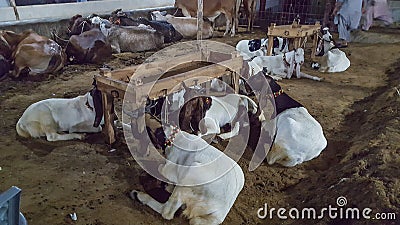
[0, 5, 349, 225]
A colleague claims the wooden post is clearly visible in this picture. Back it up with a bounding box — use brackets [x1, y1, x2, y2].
[233, 72, 239, 94]
[102, 92, 116, 144]
[311, 33, 318, 61]
[197, 0, 203, 41]
[267, 23, 275, 56]
[267, 35, 274, 56]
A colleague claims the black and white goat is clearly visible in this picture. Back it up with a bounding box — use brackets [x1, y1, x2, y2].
[236, 37, 289, 60]
[248, 72, 327, 167]
[248, 48, 323, 81]
[317, 28, 350, 73]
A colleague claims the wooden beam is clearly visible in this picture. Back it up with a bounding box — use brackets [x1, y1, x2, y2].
[140, 56, 243, 100]
[197, 0, 203, 41]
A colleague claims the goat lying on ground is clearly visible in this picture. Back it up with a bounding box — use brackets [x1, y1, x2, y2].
[199, 94, 260, 139]
[68, 14, 94, 36]
[169, 83, 261, 139]
[236, 37, 289, 60]
[317, 28, 350, 73]
[16, 88, 103, 141]
[131, 124, 244, 225]
[108, 9, 142, 26]
[11, 30, 66, 78]
[66, 29, 112, 64]
[248, 72, 327, 167]
[137, 17, 183, 43]
[151, 11, 214, 39]
[100, 23, 164, 53]
[248, 48, 323, 81]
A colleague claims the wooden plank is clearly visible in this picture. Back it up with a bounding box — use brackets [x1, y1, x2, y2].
[311, 33, 318, 60]
[267, 35, 274, 56]
[268, 23, 320, 38]
[102, 92, 116, 144]
[139, 56, 243, 100]
[95, 75, 128, 94]
[103, 50, 240, 86]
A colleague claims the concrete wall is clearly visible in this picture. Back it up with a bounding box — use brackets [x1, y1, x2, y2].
[0, 1, 175, 38]
[0, 0, 174, 22]
[389, 0, 400, 22]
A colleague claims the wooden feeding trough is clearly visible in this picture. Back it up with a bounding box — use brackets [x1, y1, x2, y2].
[94, 49, 244, 144]
[267, 21, 321, 60]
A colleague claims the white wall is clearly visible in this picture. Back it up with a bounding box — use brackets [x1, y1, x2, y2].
[0, 0, 174, 22]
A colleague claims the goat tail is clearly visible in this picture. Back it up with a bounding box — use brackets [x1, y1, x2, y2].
[16, 120, 30, 138]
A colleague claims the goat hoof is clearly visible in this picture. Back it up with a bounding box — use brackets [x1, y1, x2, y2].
[162, 211, 174, 220]
[130, 190, 141, 203]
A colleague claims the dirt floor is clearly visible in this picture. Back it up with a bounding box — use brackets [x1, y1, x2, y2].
[1, 27, 399, 225]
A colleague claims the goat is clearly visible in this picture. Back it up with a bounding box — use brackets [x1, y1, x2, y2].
[137, 17, 183, 43]
[11, 30, 66, 78]
[317, 28, 350, 73]
[100, 23, 164, 53]
[16, 88, 103, 141]
[236, 37, 289, 60]
[248, 72, 328, 167]
[248, 48, 323, 81]
[150, 11, 214, 39]
[131, 124, 244, 224]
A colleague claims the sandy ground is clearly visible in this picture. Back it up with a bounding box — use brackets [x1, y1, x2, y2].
[0, 27, 399, 225]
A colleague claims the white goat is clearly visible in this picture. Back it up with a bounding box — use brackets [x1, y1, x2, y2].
[318, 29, 350, 73]
[236, 37, 289, 60]
[249, 73, 327, 167]
[131, 125, 244, 225]
[264, 107, 327, 167]
[248, 48, 323, 81]
[16, 91, 102, 141]
[201, 94, 259, 139]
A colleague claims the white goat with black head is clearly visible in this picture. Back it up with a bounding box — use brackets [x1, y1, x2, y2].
[16, 87, 103, 141]
[316, 27, 350, 73]
[236, 37, 289, 60]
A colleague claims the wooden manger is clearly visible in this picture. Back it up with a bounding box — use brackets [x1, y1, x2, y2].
[94, 49, 245, 144]
[267, 21, 321, 60]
